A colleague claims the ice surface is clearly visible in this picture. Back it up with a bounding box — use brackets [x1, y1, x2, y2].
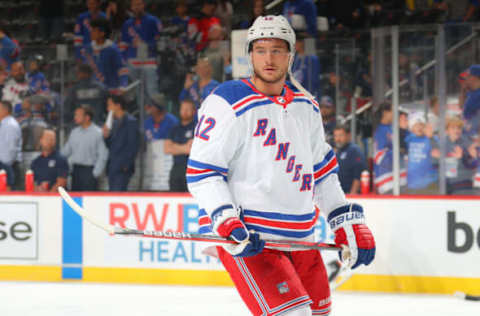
[0, 282, 478, 316]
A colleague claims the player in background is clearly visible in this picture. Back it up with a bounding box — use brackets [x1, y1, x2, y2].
[187, 15, 375, 316]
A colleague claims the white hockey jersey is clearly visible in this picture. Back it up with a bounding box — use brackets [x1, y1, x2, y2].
[187, 79, 347, 243]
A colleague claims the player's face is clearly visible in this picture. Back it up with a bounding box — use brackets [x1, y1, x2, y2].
[251, 39, 290, 85]
[179, 101, 195, 121]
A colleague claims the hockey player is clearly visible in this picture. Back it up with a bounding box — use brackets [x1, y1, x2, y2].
[74, 0, 107, 60]
[187, 15, 375, 316]
[80, 18, 129, 93]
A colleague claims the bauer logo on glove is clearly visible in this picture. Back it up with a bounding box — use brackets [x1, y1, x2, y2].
[328, 203, 376, 269]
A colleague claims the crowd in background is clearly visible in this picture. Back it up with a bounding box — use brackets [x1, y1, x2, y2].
[1, 0, 480, 195]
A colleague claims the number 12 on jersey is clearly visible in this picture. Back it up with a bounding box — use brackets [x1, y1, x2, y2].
[195, 115, 216, 141]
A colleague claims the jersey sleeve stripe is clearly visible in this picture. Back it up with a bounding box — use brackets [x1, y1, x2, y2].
[314, 150, 335, 171]
[186, 172, 227, 183]
[314, 156, 338, 180]
[187, 159, 228, 174]
[314, 166, 339, 185]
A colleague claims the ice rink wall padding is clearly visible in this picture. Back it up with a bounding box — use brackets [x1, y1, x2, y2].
[0, 193, 479, 295]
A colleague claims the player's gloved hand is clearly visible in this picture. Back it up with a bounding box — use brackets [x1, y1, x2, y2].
[212, 206, 265, 257]
[327, 203, 375, 269]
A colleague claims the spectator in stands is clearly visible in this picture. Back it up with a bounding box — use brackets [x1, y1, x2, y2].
[180, 57, 219, 110]
[64, 64, 109, 126]
[74, 0, 107, 60]
[62, 105, 108, 191]
[0, 100, 21, 188]
[106, 0, 130, 42]
[404, 112, 438, 194]
[320, 96, 336, 146]
[120, 0, 162, 103]
[237, 0, 265, 29]
[31, 129, 69, 192]
[171, 0, 190, 32]
[164, 99, 195, 192]
[215, 0, 233, 34]
[144, 93, 179, 142]
[27, 55, 50, 99]
[203, 25, 228, 82]
[283, 0, 317, 37]
[0, 64, 7, 100]
[0, 24, 20, 71]
[373, 102, 407, 194]
[103, 94, 139, 191]
[17, 96, 49, 152]
[432, 116, 478, 194]
[188, 0, 221, 52]
[38, 0, 65, 43]
[292, 33, 320, 99]
[80, 17, 129, 93]
[333, 125, 367, 194]
[462, 64, 480, 140]
[2, 62, 30, 108]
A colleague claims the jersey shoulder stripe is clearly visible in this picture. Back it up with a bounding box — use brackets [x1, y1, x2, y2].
[285, 81, 320, 113]
[212, 80, 270, 117]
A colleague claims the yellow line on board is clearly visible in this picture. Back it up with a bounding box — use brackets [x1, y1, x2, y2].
[1, 265, 479, 295]
[338, 274, 480, 295]
[0, 265, 62, 281]
[83, 267, 234, 286]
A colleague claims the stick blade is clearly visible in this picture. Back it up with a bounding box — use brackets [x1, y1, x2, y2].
[58, 187, 115, 234]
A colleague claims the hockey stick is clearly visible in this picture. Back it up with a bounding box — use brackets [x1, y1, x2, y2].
[454, 292, 480, 302]
[58, 187, 342, 251]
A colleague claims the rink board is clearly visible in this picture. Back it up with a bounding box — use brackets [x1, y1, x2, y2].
[0, 193, 479, 294]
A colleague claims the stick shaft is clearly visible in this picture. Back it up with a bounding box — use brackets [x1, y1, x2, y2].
[58, 187, 340, 251]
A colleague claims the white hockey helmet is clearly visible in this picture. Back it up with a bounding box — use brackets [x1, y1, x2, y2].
[246, 15, 296, 71]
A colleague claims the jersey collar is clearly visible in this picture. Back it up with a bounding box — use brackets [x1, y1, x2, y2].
[242, 79, 294, 108]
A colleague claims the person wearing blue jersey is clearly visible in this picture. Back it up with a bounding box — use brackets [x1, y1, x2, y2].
[292, 33, 320, 100]
[179, 57, 219, 111]
[120, 0, 162, 103]
[187, 16, 375, 316]
[373, 102, 407, 194]
[74, 0, 107, 60]
[432, 116, 478, 195]
[283, 0, 317, 37]
[144, 93, 179, 142]
[0, 27, 20, 71]
[462, 64, 480, 140]
[80, 18, 129, 93]
[404, 113, 438, 194]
